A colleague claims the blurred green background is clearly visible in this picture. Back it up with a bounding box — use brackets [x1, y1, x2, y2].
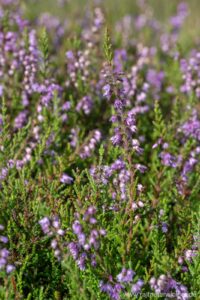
[24, 0, 200, 47]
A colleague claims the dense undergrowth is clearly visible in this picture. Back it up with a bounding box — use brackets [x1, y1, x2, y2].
[0, 0, 199, 299]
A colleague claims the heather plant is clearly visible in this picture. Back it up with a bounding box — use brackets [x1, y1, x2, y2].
[0, 0, 200, 299]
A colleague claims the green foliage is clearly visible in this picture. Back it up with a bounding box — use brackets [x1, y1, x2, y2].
[103, 28, 113, 64]
[39, 28, 50, 78]
[0, 1, 199, 299]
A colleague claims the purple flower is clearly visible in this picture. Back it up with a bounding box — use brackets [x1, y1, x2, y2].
[100, 281, 123, 300]
[0, 258, 7, 268]
[146, 69, 165, 93]
[78, 233, 86, 246]
[68, 242, 79, 259]
[60, 173, 73, 184]
[135, 164, 147, 173]
[161, 222, 168, 233]
[66, 51, 74, 60]
[39, 217, 50, 234]
[131, 279, 144, 294]
[0, 236, 8, 243]
[160, 152, 177, 168]
[114, 99, 124, 112]
[57, 229, 65, 236]
[117, 268, 135, 283]
[103, 84, 111, 98]
[76, 96, 93, 115]
[0, 85, 3, 97]
[185, 249, 196, 261]
[114, 49, 127, 73]
[52, 217, 60, 229]
[179, 113, 200, 141]
[6, 264, 15, 273]
[110, 115, 118, 123]
[77, 252, 87, 270]
[51, 239, 58, 249]
[14, 110, 28, 129]
[150, 274, 189, 299]
[62, 101, 71, 111]
[80, 130, 102, 158]
[111, 132, 122, 146]
[0, 248, 9, 258]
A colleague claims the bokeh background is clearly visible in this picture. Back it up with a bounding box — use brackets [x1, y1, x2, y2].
[24, 0, 200, 46]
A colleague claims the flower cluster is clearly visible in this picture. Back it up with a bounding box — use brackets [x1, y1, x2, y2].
[178, 236, 198, 272]
[38, 13, 66, 45]
[179, 112, 200, 142]
[0, 225, 15, 274]
[91, 158, 128, 200]
[76, 95, 93, 115]
[68, 206, 106, 270]
[39, 216, 65, 260]
[149, 275, 189, 300]
[180, 51, 200, 98]
[100, 268, 144, 300]
[65, 50, 91, 87]
[79, 130, 101, 159]
[33, 81, 62, 108]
